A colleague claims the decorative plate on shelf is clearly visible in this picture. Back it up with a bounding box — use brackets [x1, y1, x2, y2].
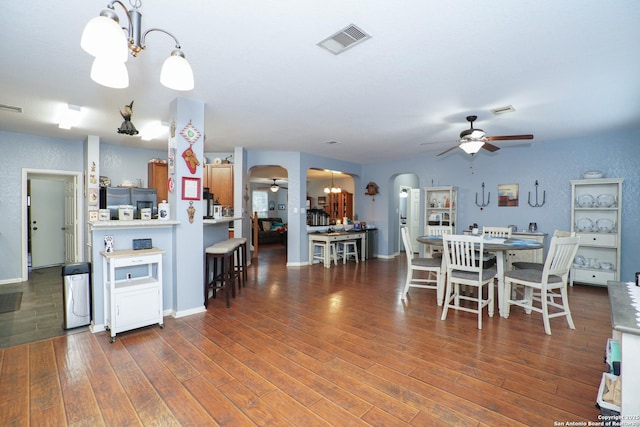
[576, 194, 595, 207]
[583, 170, 604, 179]
[596, 218, 615, 233]
[576, 218, 593, 232]
[596, 193, 616, 207]
[599, 262, 613, 270]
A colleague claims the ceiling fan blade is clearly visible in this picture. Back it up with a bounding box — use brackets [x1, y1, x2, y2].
[437, 145, 461, 156]
[482, 142, 500, 152]
[486, 134, 534, 141]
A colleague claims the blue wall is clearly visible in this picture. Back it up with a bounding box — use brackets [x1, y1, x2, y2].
[2, 128, 638, 282]
[357, 130, 640, 281]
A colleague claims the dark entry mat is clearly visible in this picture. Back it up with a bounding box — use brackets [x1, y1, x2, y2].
[0, 292, 23, 314]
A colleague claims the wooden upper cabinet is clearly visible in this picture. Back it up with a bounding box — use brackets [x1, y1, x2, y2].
[147, 162, 168, 204]
[203, 164, 234, 208]
[324, 191, 353, 221]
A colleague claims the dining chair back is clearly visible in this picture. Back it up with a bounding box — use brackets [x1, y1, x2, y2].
[440, 234, 496, 329]
[425, 225, 453, 258]
[512, 230, 575, 271]
[482, 226, 512, 238]
[503, 235, 580, 335]
[400, 227, 445, 305]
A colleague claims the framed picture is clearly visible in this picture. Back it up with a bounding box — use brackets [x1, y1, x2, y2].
[269, 200, 275, 210]
[498, 184, 519, 207]
[318, 196, 326, 205]
[181, 177, 201, 200]
[278, 204, 285, 210]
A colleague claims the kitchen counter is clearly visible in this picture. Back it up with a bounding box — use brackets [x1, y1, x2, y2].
[203, 216, 242, 225]
[607, 281, 640, 416]
[90, 220, 179, 229]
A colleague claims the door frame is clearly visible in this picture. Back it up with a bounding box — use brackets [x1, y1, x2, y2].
[21, 168, 83, 281]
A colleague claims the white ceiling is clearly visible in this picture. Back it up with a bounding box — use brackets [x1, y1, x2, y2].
[2, 1, 639, 163]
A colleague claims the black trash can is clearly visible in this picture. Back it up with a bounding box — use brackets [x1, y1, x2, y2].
[61, 262, 91, 329]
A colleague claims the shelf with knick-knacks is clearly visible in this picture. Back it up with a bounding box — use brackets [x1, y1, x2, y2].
[423, 186, 457, 232]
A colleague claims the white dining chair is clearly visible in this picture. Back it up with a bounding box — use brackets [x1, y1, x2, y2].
[425, 225, 453, 259]
[400, 227, 445, 305]
[440, 234, 496, 329]
[482, 226, 512, 238]
[511, 230, 574, 270]
[503, 235, 580, 335]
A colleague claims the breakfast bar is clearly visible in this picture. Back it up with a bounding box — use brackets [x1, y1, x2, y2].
[308, 230, 366, 268]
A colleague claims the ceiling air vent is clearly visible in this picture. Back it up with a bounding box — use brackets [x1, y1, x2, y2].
[491, 105, 516, 115]
[317, 24, 371, 55]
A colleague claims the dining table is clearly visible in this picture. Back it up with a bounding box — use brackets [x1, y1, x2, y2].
[416, 234, 544, 317]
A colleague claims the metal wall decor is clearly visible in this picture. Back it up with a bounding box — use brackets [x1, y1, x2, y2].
[528, 180, 546, 207]
[475, 182, 490, 207]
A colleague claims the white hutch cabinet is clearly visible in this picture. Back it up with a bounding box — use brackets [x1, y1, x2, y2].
[570, 178, 623, 286]
[423, 186, 457, 233]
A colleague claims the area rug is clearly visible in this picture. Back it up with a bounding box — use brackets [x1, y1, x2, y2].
[0, 292, 23, 314]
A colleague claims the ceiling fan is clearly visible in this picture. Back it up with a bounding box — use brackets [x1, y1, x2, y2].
[437, 115, 534, 156]
[266, 178, 288, 192]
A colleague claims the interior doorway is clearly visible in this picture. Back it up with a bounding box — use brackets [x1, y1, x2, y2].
[21, 169, 83, 281]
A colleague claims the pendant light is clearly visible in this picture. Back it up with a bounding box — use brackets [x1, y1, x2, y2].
[81, 0, 194, 90]
[324, 172, 341, 194]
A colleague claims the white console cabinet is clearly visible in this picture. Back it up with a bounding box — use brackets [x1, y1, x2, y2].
[102, 248, 164, 342]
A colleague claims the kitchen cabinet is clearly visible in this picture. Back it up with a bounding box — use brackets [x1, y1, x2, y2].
[324, 191, 353, 222]
[147, 162, 168, 204]
[570, 178, 623, 286]
[423, 186, 457, 233]
[203, 164, 234, 209]
[102, 248, 164, 342]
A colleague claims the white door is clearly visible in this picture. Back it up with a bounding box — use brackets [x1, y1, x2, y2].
[64, 178, 77, 264]
[409, 188, 421, 250]
[30, 178, 65, 268]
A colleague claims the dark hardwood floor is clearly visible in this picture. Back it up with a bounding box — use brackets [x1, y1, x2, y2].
[0, 244, 611, 425]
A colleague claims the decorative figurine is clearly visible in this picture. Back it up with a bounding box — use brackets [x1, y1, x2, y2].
[187, 201, 195, 223]
[117, 100, 139, 135]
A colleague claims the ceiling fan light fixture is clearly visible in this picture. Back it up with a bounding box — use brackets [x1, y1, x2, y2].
[270, 179, 280, 192]
[459, 140, 485, 155]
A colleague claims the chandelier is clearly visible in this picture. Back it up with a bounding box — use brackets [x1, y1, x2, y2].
[81, 0, 194, 90]
[324, 172, 342, 194]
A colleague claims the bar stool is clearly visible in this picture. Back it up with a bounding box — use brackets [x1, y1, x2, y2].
[205, 241, 237, 308]
[229, 237, 248, 288]
[342, 240, 359, 264]
[312, 241, 338, 266]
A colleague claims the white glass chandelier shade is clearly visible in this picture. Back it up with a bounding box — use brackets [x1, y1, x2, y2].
[459, 139, 485, 154]
[160, 50, 194, 91]
[90, 57, 129, 89]
[81, 14, 129, 62]
[270, 185, 279, 193]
